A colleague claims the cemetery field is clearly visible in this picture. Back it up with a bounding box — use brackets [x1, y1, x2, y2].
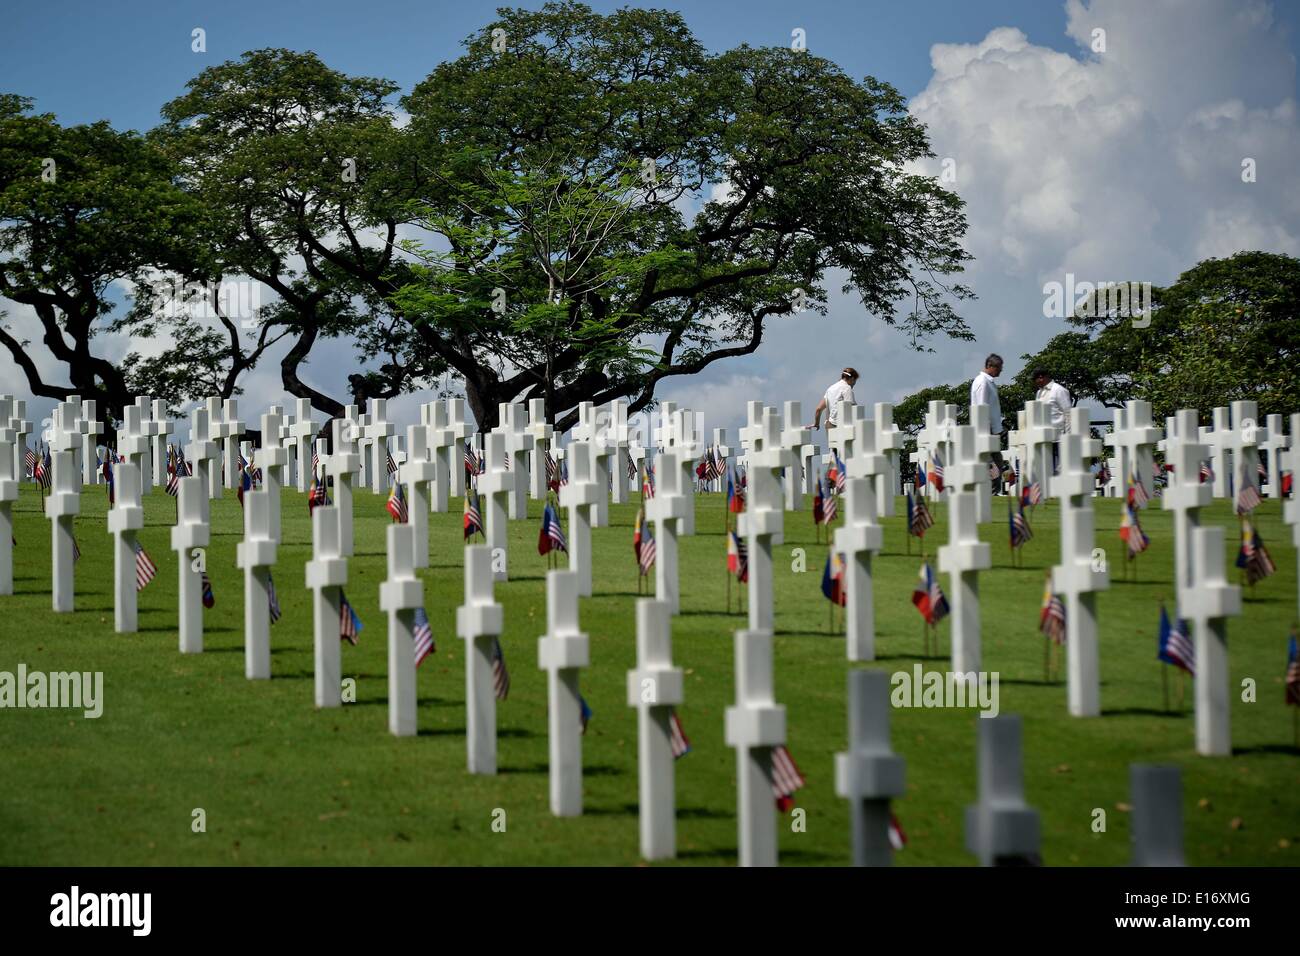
[1, 485, 1297, 867]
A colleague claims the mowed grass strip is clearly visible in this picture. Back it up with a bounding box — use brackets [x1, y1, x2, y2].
[0, 483, 1297, 865]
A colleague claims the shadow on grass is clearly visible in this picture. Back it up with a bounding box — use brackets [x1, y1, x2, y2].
[352, 696, 454, 707]
[1101, 706, 1187, 719]
[417, 726, 537, 739]
[1233, 743, 1300, 756]
[498, 762, 625, 777]
[205, 645, 290, 653]
[584, 803, 638, 818]
[677, 846, 737, 861]
[678, 806, 734, 820]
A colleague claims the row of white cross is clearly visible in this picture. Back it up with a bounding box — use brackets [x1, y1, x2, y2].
[2, 389, 1296, 866]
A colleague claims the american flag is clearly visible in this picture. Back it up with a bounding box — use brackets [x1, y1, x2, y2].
[559, 457, 569, 487]
[546, 451, 559, 490]
[1024, 473, 1043, 506]
[538, 502, 567, 554]
[1119, 501, 1149, 557]
[907, 491, 933, 537]
[201, 571, 215, 608]
[1235, 518, 1276, 585]
[821, 472, 837, 524]
[1286, 633, 1299, 707]
[23, 446, 36, 479]
[930, 450, 945, 493]
[133, 539, 157, 591]
[267, 571, 281, 624]
[1198, 460, 1213, 483]
[911, 562, 949, 625]
[308, 475, 330, 513]
[1127, 471, 1149, 509]
[463, 490, 484, 539]
[638, 518, 657, 575]
[889, 815, 907, 851]
[727, 529, 748, 583]
[669, 709, 691, 758]
[236, 464, 252, 507]
[1235, 460, 1262, 514]
[386, 450, 398, 475]
[642, 463, 655, 499]
[492, 636, 511, 700]
[175, 447, 191, 477]
[1158, 605, 1194, 676]
[413, 607, 435, 666]
[34, 446, 50, 490]
[165, 469, 180, 497]
[464, 446, 480, 477]
[833, 451, 847, 495]
[339, 590, 362, 645]
[579, 695, 593, 734]
[1039, 578, 1065, 644]
[1097, 462, 1111, 486]
[771, 745, 806, 811]
[1010, 501, 1033, 549]
[311, 446, 320, 477]
[386, 479, 408, 523]
[628, 453, 639, 482]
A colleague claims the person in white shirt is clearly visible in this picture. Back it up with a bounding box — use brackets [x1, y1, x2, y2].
[970, 353, 1006, 491]
[810, 367, 859, 432]
[1032, 368, 1071, 472]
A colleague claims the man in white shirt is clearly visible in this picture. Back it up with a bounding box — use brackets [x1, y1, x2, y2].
[1033, 368, 1071, 472]
[810, 367, 859, 432]
[970, 353, 1006, 491]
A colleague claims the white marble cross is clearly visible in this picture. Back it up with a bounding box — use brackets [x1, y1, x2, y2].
[149, 399, 173, 489]
[914, 401, 951, 502]
[645, 449, 688, 613]
[964, 715, 1041, 866]
[423, 400, 453, 513]
[47, 401, 82, 613]
[447, 399, 473, 499]
[800, 442, 822, 496]
[256, 408, 288, 545]
[364, 398, 395, 494]
[1007, 407, 1031, 500]
[60, 394, 86, 487]
[1283, 414, 1300, 616]
[1260, 414, 1289, 499]
[496, 402, 534, 520]
[606, 400, 632, 505]
[305, 503, 347, 708]
[1222, 399, 1264, 500]
[739, 408, 792, 631]
[779, 402, 810, 511]
[630, 439, 651, 491]
[0, 402, 15, 594]
[836, 422, 885, 661]
[525, 398, 554, 502]
[1161, 409, 1211, 593]
[107, 460, 146, 633]
[131, 395, 159, 490]
[9, 399, 31, 487]
[1130, 765, 1184, 866]
[236, 486, 278, 680]
[971, 404, 1001, 523]
[117, 405, 151, 485]
[456, 543, 505, 774]
[184, 407, 217, 522]
[380, 523, 423, 737]
[1052, 431, 1110, 717]
[81, 399, 104, 486]
[936, 421, 992, 678]
[1181, 525, 1241, 756]
[653, 400, 680, 454]
[713, 427, 734, 465]
[479, 431, 516, 582]
[537, 569, 591, 816]
[1022, 400, 1057, 500]
[737, 401, 764, 470]
[277, 404, 296, 490]
[290, 398, 316, 492]
[835, 669, 906, 866]
[322, 416, 361, 559]
[574, 402, 612, 528]
[627, 597, 685, 860]
[169, 475, 209, 653]
[1110, 400, 1161, 501]
[872, 403, 906, 518]
[827, 399, 857, 463]
[400, 423, 437, 570]
[217, 398, 245, 492]
[670, 409, 701, 535]
[1198, 406, 1233, 499]
[724, 627, 787, 867]
[560, 439, 599, 597]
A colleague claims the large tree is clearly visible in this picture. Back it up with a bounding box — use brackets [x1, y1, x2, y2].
[390, 2, 973, 431]
[0, 95, 219, 422]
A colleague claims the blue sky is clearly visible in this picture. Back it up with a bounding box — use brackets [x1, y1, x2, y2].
[3, 1, 1299, 439]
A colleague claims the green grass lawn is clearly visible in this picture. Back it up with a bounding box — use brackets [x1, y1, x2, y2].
[1, 480, 1297, 866]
